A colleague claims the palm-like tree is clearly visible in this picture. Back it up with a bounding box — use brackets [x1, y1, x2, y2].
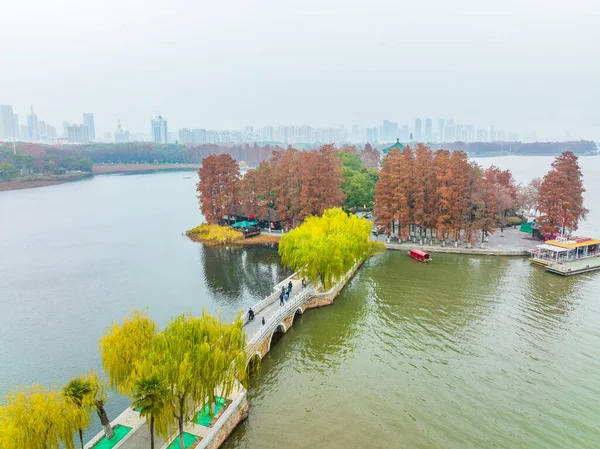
[63, 378, 94, 449]
[132, 374, 170, 449]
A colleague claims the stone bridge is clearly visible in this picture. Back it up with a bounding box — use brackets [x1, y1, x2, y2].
[243, 262, 361, 366]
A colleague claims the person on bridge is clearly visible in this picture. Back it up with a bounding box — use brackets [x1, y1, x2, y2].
[248, 308, 255, 321]
[302, 277, 307, 288]
[279, 292, 284, 306]
[284, 292, 289, 302]
[287, 281, 293, 294]
[262, 317, 265, 325]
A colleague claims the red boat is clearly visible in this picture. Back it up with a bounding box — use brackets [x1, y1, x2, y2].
[409, 248, 431, 263]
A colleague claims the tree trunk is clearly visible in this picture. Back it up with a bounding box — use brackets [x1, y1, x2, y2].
[96, 400, 114, 439]
[150, 416, 155, 449]
[178, 414, 185, 449]
[79, 428, 84, 449]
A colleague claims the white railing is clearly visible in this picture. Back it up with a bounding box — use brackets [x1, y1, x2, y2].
[245, 288, 312, 358]
[241, 272, 298, 326]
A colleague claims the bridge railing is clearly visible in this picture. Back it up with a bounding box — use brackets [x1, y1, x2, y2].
[245, 288, 312, 359]
[241, 272, 298, 326]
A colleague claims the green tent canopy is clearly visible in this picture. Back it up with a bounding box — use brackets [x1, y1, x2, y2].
[231, 221, 259, 228]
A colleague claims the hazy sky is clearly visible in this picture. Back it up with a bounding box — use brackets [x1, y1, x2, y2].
[1, 0, 599, 139]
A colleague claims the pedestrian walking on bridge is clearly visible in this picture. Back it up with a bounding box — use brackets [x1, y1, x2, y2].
[279, 292, 284, 306]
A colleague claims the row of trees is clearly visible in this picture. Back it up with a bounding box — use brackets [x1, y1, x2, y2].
[374, 144, 521, 243]
[0, 372, 112, 449]
[437, 140, 597, 156]
[0, 310, 247, 449]
[197, 144, 380, 225]
[99, 310, 247, 449]
[374, 146, 587, 240]
[198, 145, 347, 226]
[0, 146, 93, 180]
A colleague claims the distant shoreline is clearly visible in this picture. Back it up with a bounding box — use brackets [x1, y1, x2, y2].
[92, 163, 201, 174]
[0, 173, 92, 192]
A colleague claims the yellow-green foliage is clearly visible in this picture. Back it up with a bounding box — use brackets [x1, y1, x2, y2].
[0, 384, 81, 449]
[99, 310, 247, 447]
[279, 208, 372, 290]
[369, 239, 386, 256]
[186, 223, 244, 245]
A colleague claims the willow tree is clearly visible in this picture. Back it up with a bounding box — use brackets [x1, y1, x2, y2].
[279, 208, 371, 290]
[99, 310, 247, 449]
[0, 384, 80, 449]
[149, 312, 247, 449]
[99, 309, 158, 395]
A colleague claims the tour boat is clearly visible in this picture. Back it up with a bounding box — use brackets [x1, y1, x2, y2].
[409, 248, 431, 263]
[529, 236, 600, 276]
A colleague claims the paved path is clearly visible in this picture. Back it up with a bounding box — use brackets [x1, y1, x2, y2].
[243, 278, 304, 342]
[376, 227, 539, 255]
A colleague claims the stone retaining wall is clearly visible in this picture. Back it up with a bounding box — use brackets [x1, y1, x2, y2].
[197, 393, 249, 449]
[386, 243, 528, 256]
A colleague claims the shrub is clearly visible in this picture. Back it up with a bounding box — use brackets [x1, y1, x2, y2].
[186, 224, 244, 245]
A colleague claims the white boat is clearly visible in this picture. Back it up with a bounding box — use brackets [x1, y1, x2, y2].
[529, 236, 600, 275]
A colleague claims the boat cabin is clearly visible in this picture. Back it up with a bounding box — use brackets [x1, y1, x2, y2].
[530, 237, 600, 265]
[409, 248, 431, 263]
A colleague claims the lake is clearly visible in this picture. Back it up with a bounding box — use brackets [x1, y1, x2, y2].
[1, 156, 599, 448]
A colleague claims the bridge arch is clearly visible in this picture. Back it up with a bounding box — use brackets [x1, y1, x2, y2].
[246, 352, 262, 376]
[267, 323, 287, 352]
[291, 307, 304, 326]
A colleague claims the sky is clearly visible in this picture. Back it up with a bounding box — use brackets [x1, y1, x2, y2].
[1, 0, 599, 140]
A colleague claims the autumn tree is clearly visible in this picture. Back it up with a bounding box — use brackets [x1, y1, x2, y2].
[538, 151, 588, 233]
[374, 150, 396, 234]
[197, 154, 241, 224]
[298, 145, 344, 219]
[360, 143, 380, 169]
[272, 148, 303, 227]
[240, 161, 274, 219]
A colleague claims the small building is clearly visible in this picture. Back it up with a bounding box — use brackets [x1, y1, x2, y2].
[382, 138, 405, 156]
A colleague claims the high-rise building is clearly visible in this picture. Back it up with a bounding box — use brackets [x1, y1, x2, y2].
[437, 119, 445, 142]
[46, 125, 57, 141]
[192, 128, 207, 144]
[489, 125, 496, 142]
[63, 121, 70, 138]
[83, 113, 96, 141]
[382, 120, 398, 142]
[151, 114, 168, 143]
[179, 128, 193, 144]
[114, 119, 130, 143]
[454, 124, 463, 142]
[366, 127, 378, 142]
[424, 118, 432, 142]
[67, 124, 90, 144]
[38, 121, 47, 140]
[27, 106, 40, 140]
[476, 129, 488, 141]
[13, 114, 20, 139]
[414, 118, 422, 141]
[0, 105, 17, 139]
[20, 124, 29, 140]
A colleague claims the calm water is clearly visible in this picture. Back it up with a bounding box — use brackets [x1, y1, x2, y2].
[1, 157, 600, 448]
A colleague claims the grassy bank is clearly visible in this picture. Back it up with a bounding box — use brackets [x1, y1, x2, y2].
[0, 173, 92, 192]
[186, 224, 282, 247]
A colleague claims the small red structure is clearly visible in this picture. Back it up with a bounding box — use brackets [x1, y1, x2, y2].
[409, 248, 431, 263]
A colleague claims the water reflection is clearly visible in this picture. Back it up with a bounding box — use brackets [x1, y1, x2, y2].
[198, 245, 291, 308]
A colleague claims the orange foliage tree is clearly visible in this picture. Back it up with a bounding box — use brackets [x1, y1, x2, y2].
[196, 154, 241, 224]
[374, 145, 522, 244]
[538, 151, 588, 233]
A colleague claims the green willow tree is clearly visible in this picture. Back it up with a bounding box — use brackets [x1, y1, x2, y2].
[278, 208, 372, 290]
[100, 310, 247, 449]
[0, 384, 81, 449]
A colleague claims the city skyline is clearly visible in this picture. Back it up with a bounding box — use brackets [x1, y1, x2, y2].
[1, 104, 547, 144]
[1, 1, 598, 142]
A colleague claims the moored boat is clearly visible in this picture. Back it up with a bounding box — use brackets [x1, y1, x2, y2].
[409, 248, 431, 263]
[529, 236, 600, 275]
